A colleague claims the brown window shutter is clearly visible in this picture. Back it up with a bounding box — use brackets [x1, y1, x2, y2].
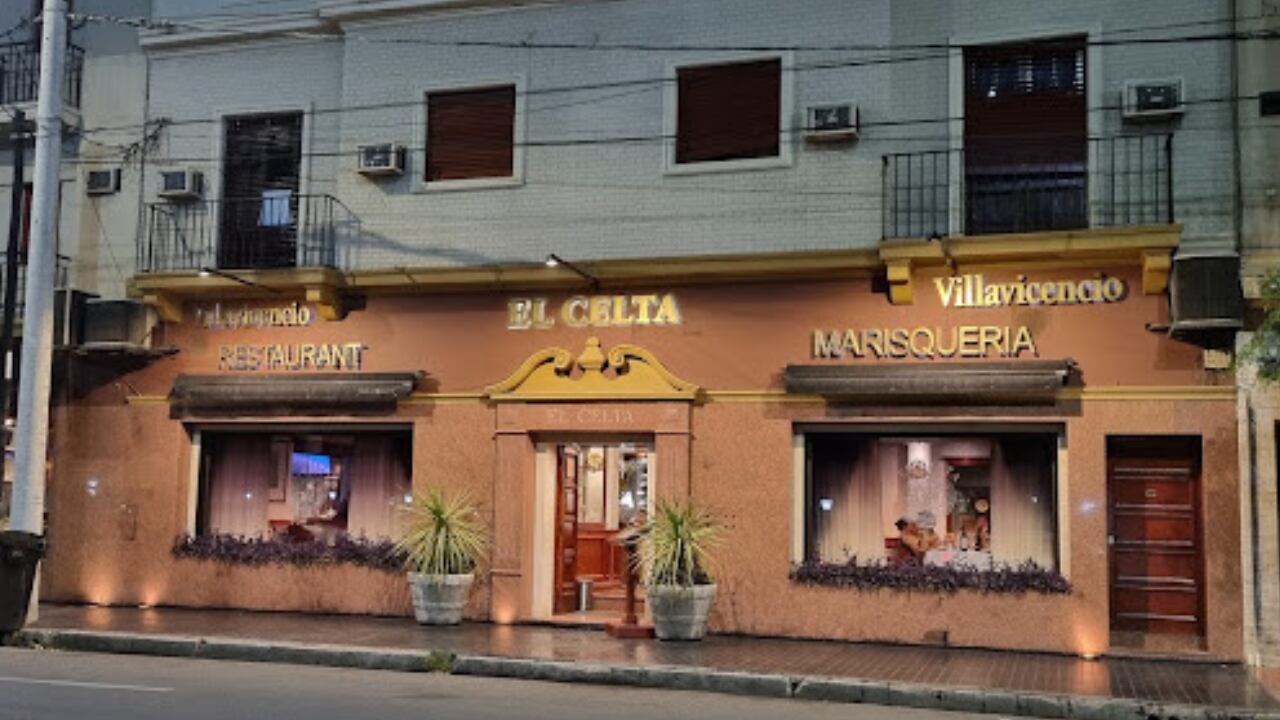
[964, 38, 1086, 165]
[426, 86, 516, 182]
[676, 58, 781, 165]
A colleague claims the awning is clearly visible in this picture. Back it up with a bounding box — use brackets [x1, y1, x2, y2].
[169, 372, 423, 418]
[783, 361, 1075, 405]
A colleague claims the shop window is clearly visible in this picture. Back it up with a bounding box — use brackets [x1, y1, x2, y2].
[425, 85, 516, 182]
[805, 433, 1058, 569]
[197, 430, 412, 542]
[675, 58, 781, 165]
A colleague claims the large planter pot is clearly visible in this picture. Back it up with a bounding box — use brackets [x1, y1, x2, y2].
[407, 572, 474, 625]
[647, 583, 717, 641]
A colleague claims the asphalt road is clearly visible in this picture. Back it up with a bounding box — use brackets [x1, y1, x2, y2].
[0, 647, 993, 720]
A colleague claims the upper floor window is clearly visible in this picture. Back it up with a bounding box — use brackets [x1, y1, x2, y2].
[425, 85, 516, 183]
[675, 58, 782, 165]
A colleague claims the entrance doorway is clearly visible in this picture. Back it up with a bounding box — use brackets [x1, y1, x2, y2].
[1107, 436, 1204, 648]
[552, 441, 652, 618]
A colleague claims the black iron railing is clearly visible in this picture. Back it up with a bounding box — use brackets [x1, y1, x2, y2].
[0, 41, 84, 108]
[0, 254, 71, 317]
[140, 194, 356, 273]
[882, 134, 1174, 240]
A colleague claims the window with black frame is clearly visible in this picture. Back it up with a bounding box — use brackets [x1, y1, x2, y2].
[805, 433, 1058, 569]
[197, 430, 412, 542]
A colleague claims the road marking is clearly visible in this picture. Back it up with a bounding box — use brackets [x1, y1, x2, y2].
[0, 676, 174, 693]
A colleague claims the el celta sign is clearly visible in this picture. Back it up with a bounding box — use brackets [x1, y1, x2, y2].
[508, 294, 682, 330]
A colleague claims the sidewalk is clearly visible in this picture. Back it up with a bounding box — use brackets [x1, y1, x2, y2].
[11, 604, 1280, 720]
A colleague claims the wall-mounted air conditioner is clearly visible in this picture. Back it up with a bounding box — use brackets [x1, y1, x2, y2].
[1169, 254, 1242, 349]
[1123, 79, 1185, 120]
[85, 168, 121, 196]
[357, 143, 406, 176]
[804, 102, 859, 142]
[158, 169, 204, 200]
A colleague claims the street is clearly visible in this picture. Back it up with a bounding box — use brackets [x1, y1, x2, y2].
[0, 648, 990, 720]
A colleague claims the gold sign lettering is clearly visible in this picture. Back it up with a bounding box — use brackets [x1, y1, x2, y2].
[508, 294, 683, 330]
[217, 343, 366, 372]
[933, 274, 1127, 309]
[812, 327, 1038, 360]
[196, 302, 315, 329]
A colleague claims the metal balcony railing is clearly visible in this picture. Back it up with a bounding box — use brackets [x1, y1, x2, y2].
[882, 134, 1174, 240]
[0, 254, 71, 317]
[0, 41, 84, 108]
[140, 194, 356, 273]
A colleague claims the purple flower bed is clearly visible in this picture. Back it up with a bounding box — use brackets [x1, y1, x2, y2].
[790, 558, 1071, 595]
[171, 534, 403, 573]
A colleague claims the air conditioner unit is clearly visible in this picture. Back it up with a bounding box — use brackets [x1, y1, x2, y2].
[357, 143, 406, 176]
[1169, 255, 1242, 349]
[1123, 79, 1185, 120]
[804, 103, 859, 142]
[85, 168, 121, 196]
[158, 169, 203, 200]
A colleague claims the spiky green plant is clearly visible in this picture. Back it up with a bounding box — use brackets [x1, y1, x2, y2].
[394, 489, 489, 576]
[640, 500, 721, 587]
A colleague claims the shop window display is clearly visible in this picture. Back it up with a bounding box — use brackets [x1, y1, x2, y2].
[806, 433, 1057, 569]
[198, 431, 412, 542]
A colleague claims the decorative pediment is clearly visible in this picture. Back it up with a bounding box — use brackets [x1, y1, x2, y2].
[486, 337, 698, 402]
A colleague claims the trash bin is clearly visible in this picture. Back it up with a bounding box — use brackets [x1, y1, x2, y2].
[0, 531, 46, 633]
[576, 578, 593, 612]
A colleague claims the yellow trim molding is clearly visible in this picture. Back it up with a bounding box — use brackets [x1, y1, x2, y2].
[486, 337, 699, 402]
[880, 225, 1180, 304]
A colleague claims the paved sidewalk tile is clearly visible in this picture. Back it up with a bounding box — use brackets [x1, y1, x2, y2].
[26, 604, 1280, 713]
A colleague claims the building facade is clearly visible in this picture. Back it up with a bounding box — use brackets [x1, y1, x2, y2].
[35, 0, 1258, 661]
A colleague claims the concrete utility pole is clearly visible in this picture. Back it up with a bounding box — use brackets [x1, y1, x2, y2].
[10, 0, 67, 588]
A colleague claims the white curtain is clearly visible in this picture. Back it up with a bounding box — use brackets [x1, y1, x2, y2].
[206, 436, 272, 537]
[347, 436, 411, 540]
[811, 439, 883, 562]
[990, 440, 1056, 567]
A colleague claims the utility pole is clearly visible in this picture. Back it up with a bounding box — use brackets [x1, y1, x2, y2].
[10, 0, 67, 621]
[0, 109, 27, 491]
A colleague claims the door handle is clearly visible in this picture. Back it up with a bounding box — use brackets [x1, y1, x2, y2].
[1107, 534, 1115, 546]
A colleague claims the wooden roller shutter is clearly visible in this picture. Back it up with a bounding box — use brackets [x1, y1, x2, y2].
[426, 86, 516, 182]
[964, 38, 1086, 165]
[676, 58, 781, 164]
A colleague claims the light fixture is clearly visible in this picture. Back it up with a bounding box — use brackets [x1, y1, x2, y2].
[198, 266, 283, 293]
[197, 268, 211, 278]
[542, 253, 598, 290]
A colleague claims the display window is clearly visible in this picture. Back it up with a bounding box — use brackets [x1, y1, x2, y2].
[805, 432, 1058, 569]
[197, 429, 412, 542]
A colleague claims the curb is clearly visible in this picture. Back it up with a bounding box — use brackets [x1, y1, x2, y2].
[10, 628, 1280, 720]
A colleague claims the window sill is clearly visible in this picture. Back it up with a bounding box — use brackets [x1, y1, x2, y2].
[415, 176, 524, 194]
[664, 154, 791, 177]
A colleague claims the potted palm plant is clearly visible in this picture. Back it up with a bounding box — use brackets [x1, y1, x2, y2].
[395, 488, 489, 625]
[640, 500, 721, 641]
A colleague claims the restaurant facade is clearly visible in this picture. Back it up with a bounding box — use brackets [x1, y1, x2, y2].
[42, 230, 1243, 660]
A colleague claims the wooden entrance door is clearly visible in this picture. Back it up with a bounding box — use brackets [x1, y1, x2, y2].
[553, 446, 579, 614]
[1108, 454, 1203, 637]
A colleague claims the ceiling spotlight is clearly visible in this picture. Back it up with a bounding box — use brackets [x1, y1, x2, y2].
[544, 254, 561, 268]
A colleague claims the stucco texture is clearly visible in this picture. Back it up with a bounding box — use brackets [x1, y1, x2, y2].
[40, 267, 1241, 657]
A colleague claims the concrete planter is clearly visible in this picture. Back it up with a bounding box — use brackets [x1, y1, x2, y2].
[648, 583, 717, 641]
[407, 572, 474, 625]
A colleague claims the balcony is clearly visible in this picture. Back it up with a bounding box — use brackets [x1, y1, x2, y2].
[1, 254, 70, 319]
[0, 41, 84, 128]
[139, 194, 357, 274]
[882, 134, 1174, 241]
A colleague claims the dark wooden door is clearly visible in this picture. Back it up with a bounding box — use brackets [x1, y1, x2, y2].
[220, 112, 303, 270]
[553, 446, 580, 614]
[1108, 456, 1203, 636]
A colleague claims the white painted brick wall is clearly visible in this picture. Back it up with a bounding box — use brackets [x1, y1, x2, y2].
[127, 0, 1242, 278]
